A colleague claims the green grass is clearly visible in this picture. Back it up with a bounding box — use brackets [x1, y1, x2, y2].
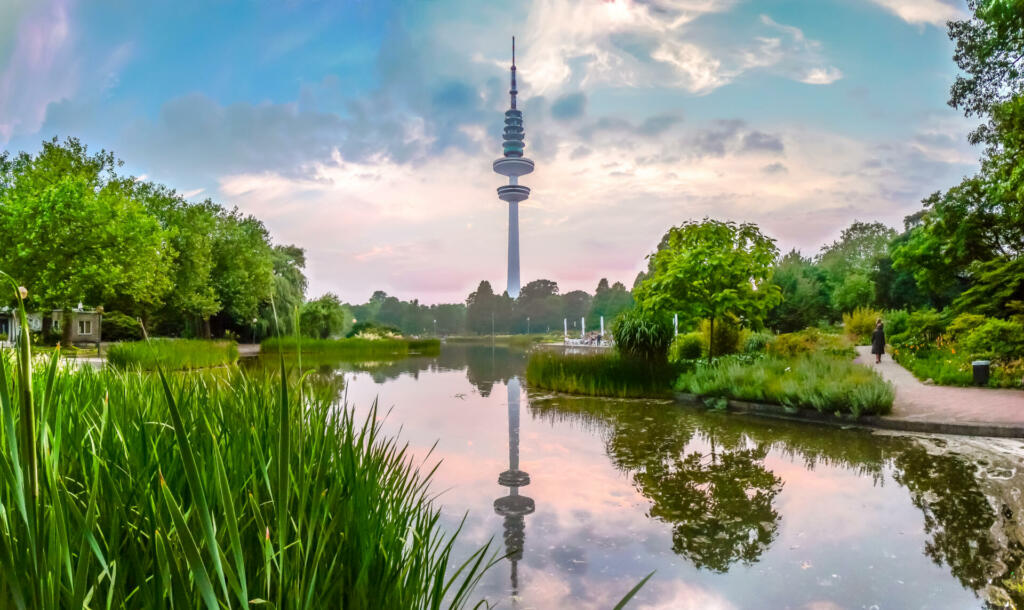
[0, 349, 491, 608]
[444, 334, 547, 347]
[262, 336, 441, 359]
[675, 353, 894, 416]
[526, 350, 677, 398]
[106, 338, 239, 370]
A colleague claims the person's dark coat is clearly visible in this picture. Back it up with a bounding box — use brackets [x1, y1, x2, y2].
[871, 325, 885, 355]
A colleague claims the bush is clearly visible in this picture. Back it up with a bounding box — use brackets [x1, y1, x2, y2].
[946, 312, 986, 341]
[698, 318, 743, 357]
[669, 332, 703, 362]
[959, 318, 1024, 362]
[102, 311, 143, 341]
[767, 328, 854, 359]
[743, 331, 775, 354]
[675, 352, 894, 416]
[611, 308, 673, 362]
[106, 338, 239, 370]
[843, 307, 882, 344]
[890, 308, 946, 346]
[883, 309, 910, 338]
[526, 350, 677, 398]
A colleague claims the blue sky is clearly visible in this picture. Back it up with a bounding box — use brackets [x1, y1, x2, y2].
[1, 0, 976, 303]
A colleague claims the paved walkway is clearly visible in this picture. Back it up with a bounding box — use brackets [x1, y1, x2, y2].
[854, 346, 1024, 429]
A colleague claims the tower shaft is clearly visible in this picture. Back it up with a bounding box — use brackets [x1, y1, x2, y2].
[507, 202, 520, 298]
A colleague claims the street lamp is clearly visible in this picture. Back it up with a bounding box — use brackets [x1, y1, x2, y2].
[251, 318, 258, 344]
[526, 316, 530, 335]
[433, 319, 437, 336]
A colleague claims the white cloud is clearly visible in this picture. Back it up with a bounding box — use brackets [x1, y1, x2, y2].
[867, 0, 964, 27]
[801, 67, 843, 85]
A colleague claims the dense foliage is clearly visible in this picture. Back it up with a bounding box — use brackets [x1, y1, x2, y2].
[525, 350, 677, 398]
[611, 308, 674, 363]
[0, 138, 303, 341]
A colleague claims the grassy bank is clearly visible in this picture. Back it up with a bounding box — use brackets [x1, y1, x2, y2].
[526, 350, 677, 398]
[445, 334, 548, 348]
[676, 353, 894, 416]
[106, 338, 239, 370]
[0, 348, 489, 607]
[262, 336, 441, 359]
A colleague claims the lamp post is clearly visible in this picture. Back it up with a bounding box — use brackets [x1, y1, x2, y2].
[251, 318, 257, 344]
[433, 319, 437, 336]
[526, 316, 530, 335]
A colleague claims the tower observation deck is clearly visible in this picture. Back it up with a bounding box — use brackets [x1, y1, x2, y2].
[493, 37, 534, 299]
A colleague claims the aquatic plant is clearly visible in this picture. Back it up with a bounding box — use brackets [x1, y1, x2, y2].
[262, 336, 441, 359]
[106, 338, 239, 370]
[0, 281, 493, 608]
[526, 350, 677, 398]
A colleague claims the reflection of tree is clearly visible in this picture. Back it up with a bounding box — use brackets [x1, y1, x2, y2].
[530, 396, 1024, 604]
[532, 398, 782, 573]
[893, 446, 1024, 608]
[640, 445, 782, 572]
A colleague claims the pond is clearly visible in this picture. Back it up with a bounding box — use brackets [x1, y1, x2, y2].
[255, 344, 1024, 609]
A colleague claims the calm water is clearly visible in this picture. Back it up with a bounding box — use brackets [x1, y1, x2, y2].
[259, 345, 1024, 609]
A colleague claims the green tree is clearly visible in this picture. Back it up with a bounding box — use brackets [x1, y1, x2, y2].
[134, 183, 221, 335]
[635, 219, 782, 358]
[0, 138, 172, 318]
[766, 250, 831, 332]
[516, 279, 561, 333]
[300, 293, 349, 339]
[588, 278, 634, 323]
[210, 210, 275, 335]
[466, 281, 497, 334]
[817, 220, 896, 286]
[949, 0, 1024, 144]
[831, 273, 874, 314]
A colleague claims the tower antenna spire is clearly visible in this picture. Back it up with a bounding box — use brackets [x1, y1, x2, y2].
[510, 36, 518, 110]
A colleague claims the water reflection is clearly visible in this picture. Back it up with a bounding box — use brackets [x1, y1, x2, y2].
[255, 345, 1024, 608]
[493, 377, 534, 596]
[530, 395, 1024, 607]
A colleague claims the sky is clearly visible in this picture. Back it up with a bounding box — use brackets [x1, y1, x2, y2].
[0, 0, 978, 304]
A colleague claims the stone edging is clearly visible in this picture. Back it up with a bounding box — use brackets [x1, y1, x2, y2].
[673, 392, 1024, 439]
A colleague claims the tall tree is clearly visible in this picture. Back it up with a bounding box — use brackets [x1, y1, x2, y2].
[0, 138, 172, 316]
[635, 219, 781, 358]
[766, 250, 831, 332]
[466, 280, 497, 334]
[210, 209, 275, 335]
[589, 278, 634, 323]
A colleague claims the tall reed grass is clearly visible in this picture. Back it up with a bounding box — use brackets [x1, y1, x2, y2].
[106, 338, 239, 370]
[262, 336, 441, 359]
[676, 353, 894, 416]
[0, 273, 492, 608]
[526, 350, 677, 398]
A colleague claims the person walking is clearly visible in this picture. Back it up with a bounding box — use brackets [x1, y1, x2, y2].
[871, 319, 886, 364]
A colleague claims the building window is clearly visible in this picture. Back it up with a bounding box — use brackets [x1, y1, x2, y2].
[52, 318, 60, 332]
[78, 320, 92, 335]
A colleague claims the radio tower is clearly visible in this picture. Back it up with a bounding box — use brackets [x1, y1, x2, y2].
[493, 37, 534, 299]
[493, 376, 534, 598]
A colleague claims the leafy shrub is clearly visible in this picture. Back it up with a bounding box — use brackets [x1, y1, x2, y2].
[743, 331, 775, 354]
[526, 350, 677, 397]
[959, 318, 1024, 361]
[946, 312, 986, 341]
[612, 308, 673, 362]
[883, 309, 910, 338]
[698, 318, 743, 357]
[767, 328, 854, 359]
[102, 311, 143, 341]
[842, 307, 882, 344]
[890, 308, 945, 346]
[669, 332, 703, 362]
[675, 352, 894, 416]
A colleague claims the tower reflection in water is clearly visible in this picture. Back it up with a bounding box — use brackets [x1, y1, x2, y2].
[493, 376, 534, 597]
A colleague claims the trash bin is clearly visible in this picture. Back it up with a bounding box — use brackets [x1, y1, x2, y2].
[972, 360, 990, 386]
